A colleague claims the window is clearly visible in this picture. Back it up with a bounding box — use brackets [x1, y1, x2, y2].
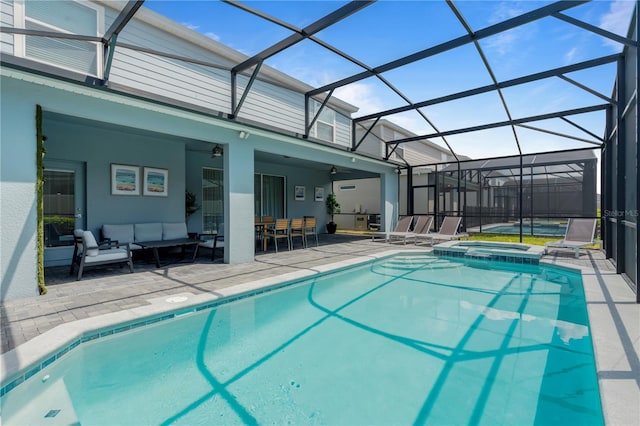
[19, 0, 102, 77]
[202, 168, 223, 233]
[43, 169, 76, 247]
[393, 146, 405, 161]
[313, 102, 335, 143]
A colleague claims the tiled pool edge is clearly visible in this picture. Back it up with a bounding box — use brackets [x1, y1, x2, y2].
[0, 249, 420, 395]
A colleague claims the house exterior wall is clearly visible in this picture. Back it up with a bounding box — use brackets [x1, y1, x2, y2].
[0, 1, 405, 300]
[1, 74, 38, 300]
[1, 0, 356, 149]
[42, 117, 187, 234]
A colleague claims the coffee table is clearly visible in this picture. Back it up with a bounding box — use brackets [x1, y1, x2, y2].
[137, 238, 199, 267]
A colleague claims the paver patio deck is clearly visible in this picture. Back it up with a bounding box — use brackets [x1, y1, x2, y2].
[1, 234, 637, 424]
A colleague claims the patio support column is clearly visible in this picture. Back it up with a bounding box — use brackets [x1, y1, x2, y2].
[380, 170, 399, 231]
[224, 142, 254, 264]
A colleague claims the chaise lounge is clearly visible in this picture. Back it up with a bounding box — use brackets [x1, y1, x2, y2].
[544, 218, 598, 258]
[371, 216, 413, 242]
[416, 216, 468, 245]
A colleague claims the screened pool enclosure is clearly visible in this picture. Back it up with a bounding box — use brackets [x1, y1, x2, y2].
[402, 149, 598, 237]
[0, 0, 637, 301]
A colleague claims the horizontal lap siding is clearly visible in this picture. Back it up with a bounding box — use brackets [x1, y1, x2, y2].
[237, 77, 306, 134]
[0, 0, 14, 55]
[108, 9, 234, 114]
[110, 49, 231, 113]
[335, 112, 351, 147]
[106, 8, 351, 142]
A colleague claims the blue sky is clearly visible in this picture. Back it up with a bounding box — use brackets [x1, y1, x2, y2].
[144, 0, 635, 161]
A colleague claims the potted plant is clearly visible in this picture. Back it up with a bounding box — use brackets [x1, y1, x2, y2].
[325, 192, 341, 234]
[185, 190, 200, 218]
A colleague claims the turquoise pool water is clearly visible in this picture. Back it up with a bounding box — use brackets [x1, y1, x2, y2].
[483, 223, 566, 236]
[1, 254, 603, 425]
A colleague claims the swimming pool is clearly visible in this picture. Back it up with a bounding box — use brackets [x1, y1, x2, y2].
[1, 254, 603, 425]
[483, 222, 567, 236]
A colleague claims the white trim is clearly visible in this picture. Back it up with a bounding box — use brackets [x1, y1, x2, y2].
[13, 0, 24, 56]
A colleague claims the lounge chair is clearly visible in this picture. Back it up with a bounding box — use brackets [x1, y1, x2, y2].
[387, 215, 432, 244]
[410, 215, 435, 245]
[70, 229, 133, 280]
[418, 216, 468, 245]
[544, 218, 597, 258]
[371, 216, 413, 242]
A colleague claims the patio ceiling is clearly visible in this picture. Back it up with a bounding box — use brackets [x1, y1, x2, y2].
[2, 0, 636, 166]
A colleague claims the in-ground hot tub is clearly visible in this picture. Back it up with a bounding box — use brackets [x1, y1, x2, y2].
[433, 240, 544, 264]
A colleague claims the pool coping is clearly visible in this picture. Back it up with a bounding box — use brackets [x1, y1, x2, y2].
[1, 249, 637, 425]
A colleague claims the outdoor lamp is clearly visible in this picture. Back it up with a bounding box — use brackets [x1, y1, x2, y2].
[330, 165, 337, 175]
[211, 144, 223, 157]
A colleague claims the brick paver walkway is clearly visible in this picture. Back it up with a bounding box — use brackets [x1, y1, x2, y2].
[1, 234, 615, 354]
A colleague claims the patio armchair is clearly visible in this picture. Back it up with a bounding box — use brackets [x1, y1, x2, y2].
[544, 218, 597, 258]
[198, 231, 224, 261]
[264, 218, 291, 252]
[371, 216, 413, 242]
[303, 216, 318, 247]
[70, 229, 133, 281]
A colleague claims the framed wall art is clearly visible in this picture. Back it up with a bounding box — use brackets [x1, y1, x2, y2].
[143, 167, 169, 197]
[111, 164, 140, 196]
[294, 185, 306, 201]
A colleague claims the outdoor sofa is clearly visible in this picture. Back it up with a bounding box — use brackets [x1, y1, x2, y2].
[101, 222, 191, 250]
[101, 222, 199, 267]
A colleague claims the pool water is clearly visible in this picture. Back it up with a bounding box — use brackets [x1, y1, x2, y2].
[483, 223, 566, 236]
[1, 254, 603, 425]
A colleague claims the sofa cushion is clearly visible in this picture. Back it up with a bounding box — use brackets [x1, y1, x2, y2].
[102, 224, 134, 244]
[134, 223, 163, 242]
[163, 222, 188, 240]
[82, 231, 99, 257]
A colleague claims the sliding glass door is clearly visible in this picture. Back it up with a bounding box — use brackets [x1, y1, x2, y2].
[257, 174, 285, 218]
[203, 168, 286, 232]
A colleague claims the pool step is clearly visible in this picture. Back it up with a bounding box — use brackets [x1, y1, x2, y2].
[378, 257, 462, 270]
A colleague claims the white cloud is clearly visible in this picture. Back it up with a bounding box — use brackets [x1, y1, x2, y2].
[488, 1, 527, 23]
[564, 47, 578, 64]
[600, 0, 635, 50]
[335, 83, 386, 115]
[181, 22, 199, 31]
[204, 32, 220, 42]
[483, 30, 519, 56]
